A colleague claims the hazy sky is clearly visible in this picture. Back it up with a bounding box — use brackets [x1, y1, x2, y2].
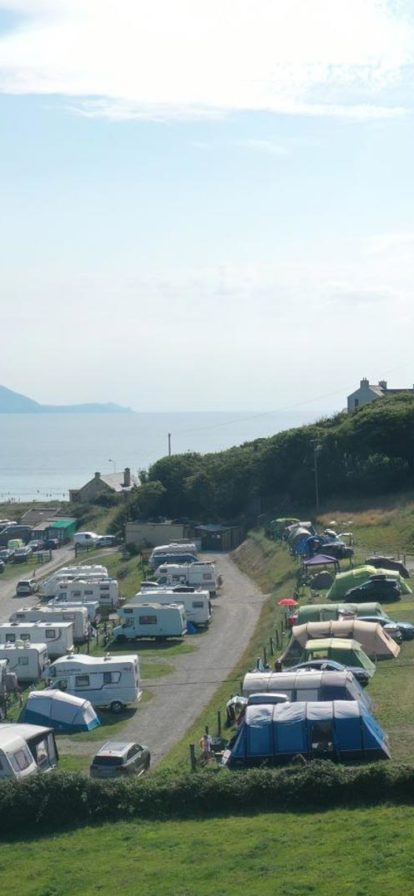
[1, 1, 414, 414]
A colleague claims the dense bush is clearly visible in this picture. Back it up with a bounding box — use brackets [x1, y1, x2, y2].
[2, 763, 414, 835]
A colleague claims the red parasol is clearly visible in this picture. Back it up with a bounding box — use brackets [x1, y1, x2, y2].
[278, 598, 298, 606]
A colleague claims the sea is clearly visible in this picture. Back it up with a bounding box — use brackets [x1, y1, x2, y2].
[0, 409, 329, 502]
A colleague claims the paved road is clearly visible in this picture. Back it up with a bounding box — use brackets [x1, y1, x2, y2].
[58, 554, 266, 766]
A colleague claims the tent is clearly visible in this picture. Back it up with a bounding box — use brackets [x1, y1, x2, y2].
[280, 619, 400, 662]
[267, 518, 300, 539]
[302, 638, 376, 676]
[326, 566, 412, 601]
[365, 556, 410, 579]
[303, 554, 340, 570]
[242, 669, 372, 712]
[19, 689, 100, 733]
[288, 527, 312, 555]
[222, 700, 391, 768]
[297, 602, 383, 625]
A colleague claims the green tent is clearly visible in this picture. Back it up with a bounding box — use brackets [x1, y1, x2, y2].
[303, 638, 376, 676]
[326, 566, 411, 601]
[297, 602, 384, 625]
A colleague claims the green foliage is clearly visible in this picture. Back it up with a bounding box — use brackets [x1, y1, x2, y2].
[109, 481, 166, 533]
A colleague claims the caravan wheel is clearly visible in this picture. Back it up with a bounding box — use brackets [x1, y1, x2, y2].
[110, 700, 124, 714]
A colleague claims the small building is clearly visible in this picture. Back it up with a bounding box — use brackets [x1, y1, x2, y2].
[125, 521, 195, 549]
[347, 378, 414, 413]
[194, 524, 244, 552]
[69, 468, 139, 503]
[21, 508, 77, 544]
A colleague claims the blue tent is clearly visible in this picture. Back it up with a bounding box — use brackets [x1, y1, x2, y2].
[19, 689, 100, 733]
[222, 700, 390, 768]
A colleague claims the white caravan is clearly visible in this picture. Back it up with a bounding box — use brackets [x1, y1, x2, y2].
[0, 622, 74, 658]
[47, 599, 100, 624]
[10, 606, 90, 644]
[113, 603, 187, 641]
[43, 652, 141, 713]
[0, 642, 49, 682]
[149, 543, 198, 566]
[48, 578, 119, 609]
[156, 561, 219, 596]
[0, 724, 58, 779]
[130, 589, 211, 626]
[42, 565, 108, 597]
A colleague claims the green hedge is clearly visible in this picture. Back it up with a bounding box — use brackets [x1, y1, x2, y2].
[2, 763, 414, 835]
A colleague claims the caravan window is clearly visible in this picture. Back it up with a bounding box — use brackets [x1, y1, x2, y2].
[72, 591, 82, 597]
[5, 634, 16, 643]
[10, 748, 32, 772]
[17, 657, 29, 666]
[103, 671, 121, 684]
[202, 573, 212, 580]
[45, 629, 56, 640]
[85, 590, 93, 596]
[193, 601, 204, 608]
[139, 615, 157, 625]
[75, 674, 90, 688]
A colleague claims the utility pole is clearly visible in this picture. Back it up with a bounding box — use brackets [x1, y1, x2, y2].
[312, 442, 321, 513]
[168, 433, 171, 457]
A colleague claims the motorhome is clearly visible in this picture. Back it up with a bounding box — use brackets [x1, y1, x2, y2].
[45, 578, 119, 609]
[149, 543, 198, 568]
[156, 562, 219, 596]
[47, 599, 100, 624]
[150, 552, 198, 570]
[0, 724, 59, 779]
[0, 622, 74, 658]
[10, 606, 89, 643]
[113, 603, 187, 641]
[43, 652, 142, 713]
[130, 589, 211, 626]
[42, 565, 109, 597]
[0, 642, 49, 682]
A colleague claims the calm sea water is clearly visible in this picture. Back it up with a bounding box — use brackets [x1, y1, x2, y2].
[0, 410, 323, 501]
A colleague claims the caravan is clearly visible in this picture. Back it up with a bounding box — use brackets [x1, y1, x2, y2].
[156, 561, 219, 596]
[48, 578, 119, 609]
[42, 565, 108, 597]
[113, 603, 187, 641]
[47, 599, 100, 624]
[0, 622, 74, 658]
[130, 589, 211, 626]
[0, 724, 58, 778]
[0, 642, 49, 682]
[44, 652, 142, 713]
[10, 606, 89, 643]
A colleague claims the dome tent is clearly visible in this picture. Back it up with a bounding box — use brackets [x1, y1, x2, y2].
[19, 689, 100, 733]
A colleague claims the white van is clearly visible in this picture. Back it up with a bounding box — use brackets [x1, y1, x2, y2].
[0, 642, 49, 682]
[44, 652, 142, 713]
[130, 589, 211, 626]
[10, 606, 89, 644]
[156, 562, 220, 596]
[0, 622, 74, 658]
[73, 532, 100, 547]
[0, 724, 58, 779]
[113, 603, 187, 641]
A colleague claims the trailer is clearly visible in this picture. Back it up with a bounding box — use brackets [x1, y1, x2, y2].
[113, 603, 187, 641]
[10, 605, 89, 643]
[0, 724, 58, 779]
[156, 562, 220, 596]
[47, 578, 119, 609]
[0, 642, 49, 682]
[47, 599, 100, 624]
[42, 565, 108, 597]
[130, 589, 211, 626]
[149, 543, 198, 568]
[0, 622, 74, 658]
[43, 652, 142, 713]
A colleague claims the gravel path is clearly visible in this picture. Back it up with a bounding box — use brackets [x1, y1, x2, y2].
[59, 554, 266, 766]
[0, 545, 78, 621]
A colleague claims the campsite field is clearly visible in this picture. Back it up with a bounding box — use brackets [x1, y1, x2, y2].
[1, 806, 413, 895]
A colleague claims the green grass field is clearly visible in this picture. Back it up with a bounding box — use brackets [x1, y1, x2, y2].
[1, 806, 413, 896]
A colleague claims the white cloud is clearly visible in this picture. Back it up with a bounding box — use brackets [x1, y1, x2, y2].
[0, 0, 413, 119]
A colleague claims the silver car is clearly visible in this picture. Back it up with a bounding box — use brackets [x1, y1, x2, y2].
[90, 741, 150, 778]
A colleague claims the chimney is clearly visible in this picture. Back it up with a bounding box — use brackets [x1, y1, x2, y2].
[378, 380, 387, 391]
[94, 472, 101, 480]
[123, 467, 131, 487]
[360, 378, 369, 388]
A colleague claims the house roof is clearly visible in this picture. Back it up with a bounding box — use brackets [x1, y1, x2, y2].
[95, 472, 139, 493]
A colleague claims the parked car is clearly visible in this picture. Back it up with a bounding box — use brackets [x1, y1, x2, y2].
[288, 659, 371, 688]
[13, 546, 33, 563]
[0, 549, 14, 562]
[27, 540, 46, 553]
[95, 535, 119, 548]
[90, 741, 150, 778]
[16, 579, 39, 597]
[44, 538, 59, 550]
[345, 576, 402, 603]
[358, 613, 414, 642]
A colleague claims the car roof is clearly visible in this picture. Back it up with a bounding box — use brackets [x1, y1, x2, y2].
[94, 741, 139, 757]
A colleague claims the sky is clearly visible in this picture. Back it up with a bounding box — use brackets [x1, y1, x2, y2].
[1, 0, 414, 415]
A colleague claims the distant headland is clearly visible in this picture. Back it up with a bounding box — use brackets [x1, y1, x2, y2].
[0, 385, 133, 414]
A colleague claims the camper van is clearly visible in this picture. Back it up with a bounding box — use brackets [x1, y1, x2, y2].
[48, 578, 119, 610]
[130, 589, 211, 626]
[0, 642, 49, 682]
[47, 599, 100, 624]
[0, 724, 59, 779]
[113, 603, 187, 641]
[149, 543, 198, 568]
[0, 622, 74, 658]
[44, 652, 142, 713]
[42, 565, 108, 597]
[156, 562, 219, 596]
[10, 606, 89, 643]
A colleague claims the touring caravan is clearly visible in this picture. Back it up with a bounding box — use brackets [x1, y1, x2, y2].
[42, 565, 108, 597]
[0, 642, 48, 682]
[0, 622, 74, 658]
[10, 606, 89, 643]
[47, 599, 100, 624]
[149, 542, 198, 565]
[0, 724, 58, 779]
[129, 589, 211, 626]
[48, 578, 119, 610]
[113, 603, 187, 641]
[43, 652, 142, 713]
[156, 562, 219, 596]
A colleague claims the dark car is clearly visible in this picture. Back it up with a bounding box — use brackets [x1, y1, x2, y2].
[44, 538, 60, 550]
[27, 540, 46, 553]
[0, 548, 14, 562]
[90, 741, 150, 778]
[345, 576, 402, 603]
[359, 613, 414, 642]
[366, 556, 410, 579]
[322, 542, 354, 560]
[12, 546, 33, 563]
[95, 535, 119, 548]
[16, 578, 39, 596]
[288, 659, 371, 688]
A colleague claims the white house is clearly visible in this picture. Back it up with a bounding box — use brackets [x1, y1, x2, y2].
[347, 378, 414, 413]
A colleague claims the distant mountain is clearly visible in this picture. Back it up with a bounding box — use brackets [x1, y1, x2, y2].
[0, 385, 133, 414]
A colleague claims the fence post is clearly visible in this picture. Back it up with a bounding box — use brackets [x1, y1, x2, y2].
[189, 743, 197, 771]
[240, 679, 243, 693]
[217, 710, 222, 736]
[263, 646, 267, 667]
[270, 637, 274, 656]
[275, 629, 280, 649]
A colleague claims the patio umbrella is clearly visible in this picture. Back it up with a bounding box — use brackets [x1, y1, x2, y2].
[278, 598, 298, 606]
